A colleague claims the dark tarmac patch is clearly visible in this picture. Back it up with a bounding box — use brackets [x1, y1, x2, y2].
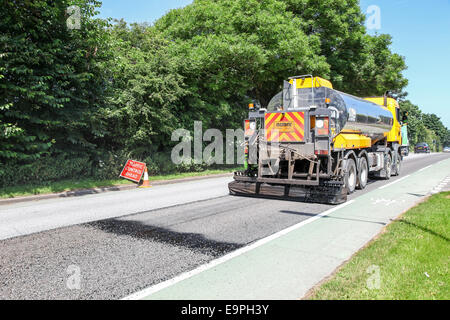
[89, 218, 242, 257]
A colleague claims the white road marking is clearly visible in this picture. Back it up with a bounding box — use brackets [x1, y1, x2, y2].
[418, 164, 433, 172]
[430, 174, 450, 194]
[370, 198, 406, 206]
[378, 175, 411, 190]
[122, 199, 355, 300]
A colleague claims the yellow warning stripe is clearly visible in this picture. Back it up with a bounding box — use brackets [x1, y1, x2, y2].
[265, 112, 304, 142]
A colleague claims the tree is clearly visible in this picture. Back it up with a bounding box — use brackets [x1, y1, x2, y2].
[155, 0, 329, 130]
[104, 20, 187, 156]
[400, 100, 424, 147]
[443, 129, 450, 147]
[0, 0, 110, 164]
[282, 0, 408, 97]
[422, 113, 448, 149]
[400, 100, 448, 150]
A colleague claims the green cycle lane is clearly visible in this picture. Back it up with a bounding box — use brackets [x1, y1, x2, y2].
[126, 158, 450, 300]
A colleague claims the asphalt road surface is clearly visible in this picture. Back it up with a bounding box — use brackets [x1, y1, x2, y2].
[0, 153, 448, 299]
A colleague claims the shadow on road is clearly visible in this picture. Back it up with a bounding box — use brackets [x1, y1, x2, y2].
[89, 218, 242, 257]
[407, 192, 427, 197]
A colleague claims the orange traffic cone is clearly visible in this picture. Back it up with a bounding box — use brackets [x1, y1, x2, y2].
[139, 167, 151, 188]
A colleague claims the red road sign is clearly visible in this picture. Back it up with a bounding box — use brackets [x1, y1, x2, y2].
[119, 160, 146, 183]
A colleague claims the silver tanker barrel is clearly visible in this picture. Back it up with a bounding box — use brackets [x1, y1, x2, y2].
[335, 91, 393, 140]
[283, 85, 394, 141]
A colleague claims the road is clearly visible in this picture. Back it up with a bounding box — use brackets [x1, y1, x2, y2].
[0, 153, 448, 299]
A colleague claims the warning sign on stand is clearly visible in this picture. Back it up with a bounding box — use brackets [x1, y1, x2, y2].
[119, 160, 146, 183]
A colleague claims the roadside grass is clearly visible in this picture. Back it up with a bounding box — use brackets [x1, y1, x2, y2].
[308, 191, 450, 300]
[0, 167, 242, 199]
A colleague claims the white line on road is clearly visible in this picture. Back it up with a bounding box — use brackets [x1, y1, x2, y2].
[122, 199, 355, 300]
[378, 175, 411, 190]
[418, 164, 433, 172]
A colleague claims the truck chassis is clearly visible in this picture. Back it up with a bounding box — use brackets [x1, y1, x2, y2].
[229, 137, 402, 205]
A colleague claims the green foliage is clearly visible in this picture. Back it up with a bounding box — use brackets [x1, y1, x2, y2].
[422, 113, 449, 149]
[283, 0, 408, 97]
[103, 20, 187, 156]
[0, 0, 446, 189]
[155, 0, 329, 109]
[0, 153, 92, 187]
[0, 0, 110, 163]
[400, 100, 448, 151]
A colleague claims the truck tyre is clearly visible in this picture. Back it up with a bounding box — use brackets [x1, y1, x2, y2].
[357, 157, 368, 190]
[383, 153, 392, 180]
[344, 158, 357, 194]
[392, 154, 401, 176]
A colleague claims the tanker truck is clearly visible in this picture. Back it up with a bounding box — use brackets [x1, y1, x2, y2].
[228, 75, 408, 204]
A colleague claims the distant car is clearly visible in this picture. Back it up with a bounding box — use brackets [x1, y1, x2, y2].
[443, 146, 450, 153]
[414, 142, 431, 153]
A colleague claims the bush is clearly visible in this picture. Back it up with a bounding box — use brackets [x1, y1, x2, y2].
[91, 150, 132, 180]
[142, 153, 209, 175]
[0, 148, 237, 189]
[0, 154, 92, 188]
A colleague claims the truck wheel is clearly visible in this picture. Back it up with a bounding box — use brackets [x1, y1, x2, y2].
[383, 153, 392, 180]
[392, 155, 401, 176]
[357, 157, 368, 189]
[344, 158, 357, 194]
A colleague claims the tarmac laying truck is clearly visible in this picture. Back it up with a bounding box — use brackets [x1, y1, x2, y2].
[228, 75, 408, 204]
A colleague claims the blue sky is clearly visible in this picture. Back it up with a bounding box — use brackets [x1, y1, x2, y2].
[98, 0, 450, 128]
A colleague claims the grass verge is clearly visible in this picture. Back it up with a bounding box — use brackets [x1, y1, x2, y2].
[0, 167, 242, 199]
[308, 191, 450, 300]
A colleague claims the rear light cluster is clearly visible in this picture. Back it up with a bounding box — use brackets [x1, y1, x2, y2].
[314, 150, 328, 155]
[314, 116, 330, 156]
[244, 120, 256, 136]
[315, 117, 329, 136]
